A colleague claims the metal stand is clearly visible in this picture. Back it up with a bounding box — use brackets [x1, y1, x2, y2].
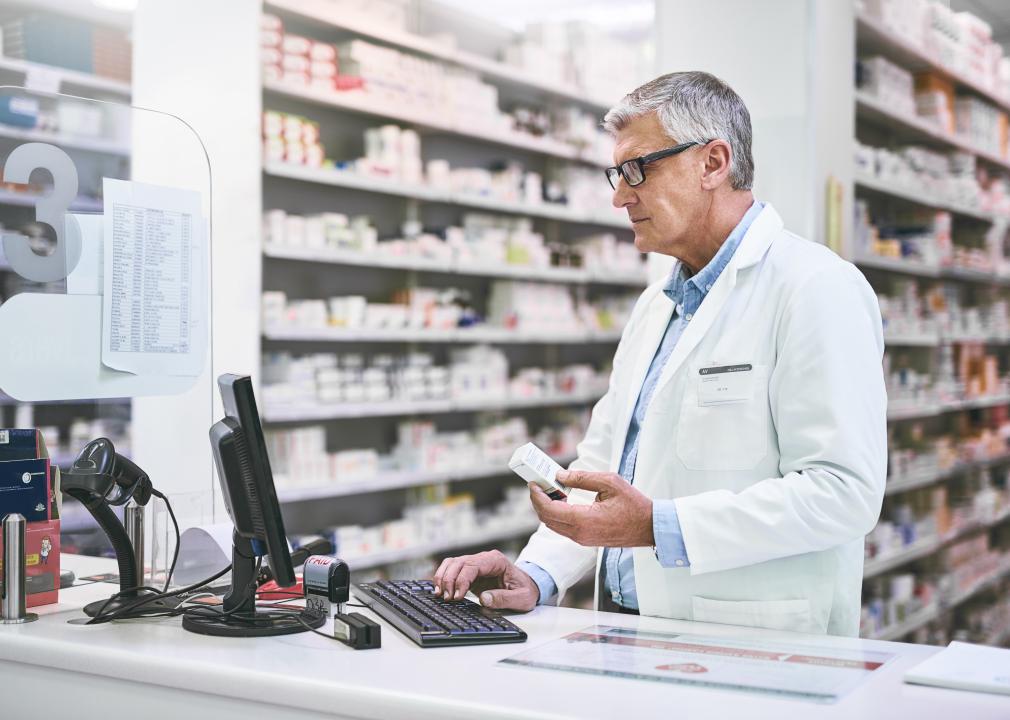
[2, 514, 38, 624]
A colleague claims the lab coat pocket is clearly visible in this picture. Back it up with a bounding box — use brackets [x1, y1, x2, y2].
[691, 596, 818, 634]
[676, 364, 768, 471]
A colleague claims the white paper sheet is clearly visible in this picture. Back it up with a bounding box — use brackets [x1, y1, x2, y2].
[904, 641, 1010, 696]
[66, 213, 103, 295]
[501, 625, 895, 704]
[100, 178, 205, 377]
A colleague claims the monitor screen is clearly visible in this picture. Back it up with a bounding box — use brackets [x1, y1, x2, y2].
[211, 373, 295, 588]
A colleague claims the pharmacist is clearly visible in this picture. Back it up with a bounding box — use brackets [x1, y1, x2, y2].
[434, 71, 887, 637]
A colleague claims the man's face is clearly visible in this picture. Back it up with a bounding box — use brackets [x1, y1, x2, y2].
[611, 113, 706, 257]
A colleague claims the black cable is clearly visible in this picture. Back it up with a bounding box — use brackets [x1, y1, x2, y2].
[86, 564, 233, 625]
[85, 489, 183, 621]
[151, 488, 180, 593]
[297, 614, 338, 641]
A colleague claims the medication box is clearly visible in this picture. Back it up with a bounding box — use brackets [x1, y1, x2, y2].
[0, 428, 60, 608]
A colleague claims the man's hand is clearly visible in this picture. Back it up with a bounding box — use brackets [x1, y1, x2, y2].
[531, 470, 655, 547]
[432, 550, 540, 611]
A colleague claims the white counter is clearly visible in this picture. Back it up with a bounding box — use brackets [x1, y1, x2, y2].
[0, 555, 1005, 720]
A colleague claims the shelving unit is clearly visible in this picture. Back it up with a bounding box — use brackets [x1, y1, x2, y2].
[853, 4, 1010, 646]
[278, 453, 577, 504]
[263, 162, 628, 229]
[257, 1, 637, 592]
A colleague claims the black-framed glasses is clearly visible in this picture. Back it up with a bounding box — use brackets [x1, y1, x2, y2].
[605, 140, 708, 190]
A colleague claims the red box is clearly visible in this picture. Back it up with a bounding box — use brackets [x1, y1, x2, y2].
[0, 518, 59, 608]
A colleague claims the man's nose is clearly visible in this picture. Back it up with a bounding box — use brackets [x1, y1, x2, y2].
[612, 180, 636, 209]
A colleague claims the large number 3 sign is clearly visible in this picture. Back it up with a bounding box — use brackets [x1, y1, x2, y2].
[1, 142, 82, 283]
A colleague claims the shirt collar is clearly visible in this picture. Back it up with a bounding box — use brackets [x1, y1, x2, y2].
[663, 200, 764, 312]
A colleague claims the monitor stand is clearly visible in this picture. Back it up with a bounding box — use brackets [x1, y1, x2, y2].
[181, 530, 325, 637]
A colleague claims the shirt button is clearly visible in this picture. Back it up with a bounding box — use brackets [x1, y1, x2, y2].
[685, 313, 693, 321]
[675, 559, 685, 567]
[705, 283, 712, 291]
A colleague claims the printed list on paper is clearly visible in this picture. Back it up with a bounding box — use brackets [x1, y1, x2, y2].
[101, 178, 205, 377]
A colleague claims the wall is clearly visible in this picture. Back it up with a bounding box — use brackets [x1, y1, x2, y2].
[652, 0, 853, 255]
[130, 0, 262, 528]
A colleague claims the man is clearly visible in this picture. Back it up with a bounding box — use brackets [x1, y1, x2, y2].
[434, 71, 886, 637]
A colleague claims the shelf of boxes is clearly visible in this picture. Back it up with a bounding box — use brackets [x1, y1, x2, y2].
[869, 559, 1010, 640]
[855, 91, 1010, 172]
[263, 243, 648, 287]
[871, 603, 941, 642]
[854, 172, 999, 223]
[255, 3, 639, 588]
[855, 254, 1010, 287]
[864, 505, 1010, 580]
[277, 453, 578, 503]
[887, 395, 1010, 422]
[264, 161, 629, 229]
[0, 56, 131, 97]
[0, 125, 129, 157]
[856, 11, 1010, 113]
[0, 189, 104, 213]
[263, 389, 605, 423]
[855, 0, 1010, 646]
[264, 0, 614, 111]
[262, 324, 625, 345]
[886, 452, 1010, 496]
[343, 519, 542, 571]
[263, 80, 606, 167]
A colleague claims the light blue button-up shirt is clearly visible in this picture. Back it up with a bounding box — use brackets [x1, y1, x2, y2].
[519, 201, 764, 607]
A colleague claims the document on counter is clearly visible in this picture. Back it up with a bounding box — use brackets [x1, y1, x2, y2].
[100, 178, 206, 377]
[904, 641, 1010, 696]
[500, 625, 895, 703]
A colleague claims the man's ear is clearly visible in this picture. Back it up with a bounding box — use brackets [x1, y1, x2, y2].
[700, 140, 733, 190]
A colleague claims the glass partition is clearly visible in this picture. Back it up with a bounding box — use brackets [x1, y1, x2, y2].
[0, 87, 212, 584]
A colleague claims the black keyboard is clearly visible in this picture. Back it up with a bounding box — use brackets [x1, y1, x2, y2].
[353, 580, 527, 648]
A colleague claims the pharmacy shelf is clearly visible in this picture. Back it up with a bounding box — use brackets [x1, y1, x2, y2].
[263, 325, 624, 345]
[263, 243, 648, 287]
[0, 57, 131, 97]
[864, 507, 1010, 580]
[856, 11, 1010, 114]
[264, 162, 629, 229]
[872, 559, 1010, 641]
[344, 519, 541, 570]
[885, 452, 1010, 496]
[277, 453, 578, 503]
[265, 0, 614, 112]
[853, 254, 941, 279]
[883, 333, 940, 347]
[864, 538, 942, 579]
[264, 81, 607, 167]
[263, 390, 604, 423]
[855, 91, 1010, 173]
[853, 253, 1010, 287]
[0, 190, 104, 213]
[870, 603, 941, 642]
[0, 125, 129, 157]
[984, 625, 1010, 647]
[854, 172, 997, 223]
[887, 394, 1010, 422]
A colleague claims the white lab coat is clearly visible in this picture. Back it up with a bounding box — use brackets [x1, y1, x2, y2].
[516, 203, 886, 637]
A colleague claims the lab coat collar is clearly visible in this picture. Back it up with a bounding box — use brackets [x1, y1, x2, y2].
[731, 202, 782, 272]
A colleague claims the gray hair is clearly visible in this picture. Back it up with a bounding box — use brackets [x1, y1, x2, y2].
[603, 71, 754, 191]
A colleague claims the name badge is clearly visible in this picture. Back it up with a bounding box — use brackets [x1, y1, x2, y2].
[698, 364, 753, 405]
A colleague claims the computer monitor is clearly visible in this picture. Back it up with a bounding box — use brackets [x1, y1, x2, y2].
[181, 373, 324, 637]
